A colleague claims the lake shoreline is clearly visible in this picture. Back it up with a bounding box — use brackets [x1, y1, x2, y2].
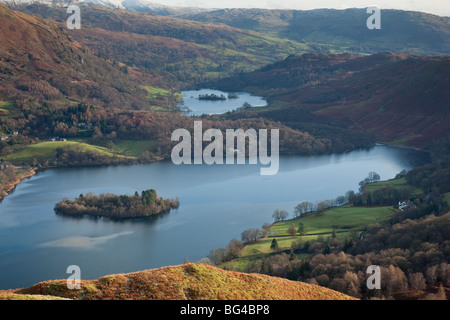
[0, 144, 431, 290]
[0, 167, 36, 202]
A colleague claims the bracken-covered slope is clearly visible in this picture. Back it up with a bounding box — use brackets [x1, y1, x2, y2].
[1, 263, 357, 300]
[0, 3, 151, 109]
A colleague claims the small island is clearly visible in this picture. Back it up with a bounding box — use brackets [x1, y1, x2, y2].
[54, 189, 180, 219]
[198, 93, 227, 101]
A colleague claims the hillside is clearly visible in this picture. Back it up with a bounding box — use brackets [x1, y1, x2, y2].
[183, 8, 450, 56]
[0, 4, 375, 164]
[209, 149, 450, 300]
[208, 52, 450, 148]
[0, 4, 152, 109]
[0, 263, 356, 300]
[11, 3, 314, 88]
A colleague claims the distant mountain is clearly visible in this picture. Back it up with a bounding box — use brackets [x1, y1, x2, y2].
[119, 0, 210, 16]
[5, 1, 449, 56]
[86, 0, 210, 15]
[1, 0, 211, 15]
[182, 8, 450, 56]
[10, 3, 315, 88]
[0, 263, 356, 300]
[208, 52, 450, 148]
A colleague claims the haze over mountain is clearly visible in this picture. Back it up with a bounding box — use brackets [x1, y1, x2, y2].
[182, 7, 450, 56]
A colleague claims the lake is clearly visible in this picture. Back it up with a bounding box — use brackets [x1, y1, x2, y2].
[178, 89, 268, 116]
[0, 144, 429, 289]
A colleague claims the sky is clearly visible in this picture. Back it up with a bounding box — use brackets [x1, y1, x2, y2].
[156, 0, 450, 17]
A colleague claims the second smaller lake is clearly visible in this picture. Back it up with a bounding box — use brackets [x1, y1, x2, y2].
[179, 89, 268, 116]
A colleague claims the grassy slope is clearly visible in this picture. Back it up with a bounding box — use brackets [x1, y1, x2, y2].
[363, 177, 423, 195]
[4, 137, 160, 164]
[231, 176, 421, 269]
[240, 205, 395, 258]
[4, 140, 133, 164]
[144, 86, 183, 111]
[0, 101, 21, 119]
[0, 292, 70, 300]
[2, 263, 356, 300]
[112, 139, 158, 157]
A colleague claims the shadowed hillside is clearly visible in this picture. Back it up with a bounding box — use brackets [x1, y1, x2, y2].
[208, 52, 450, 148]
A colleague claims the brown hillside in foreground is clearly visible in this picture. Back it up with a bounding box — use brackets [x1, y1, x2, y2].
[1, 263, 356, 300]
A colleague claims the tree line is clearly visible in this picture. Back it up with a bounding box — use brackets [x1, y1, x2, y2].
[1, 99, 346, 167]
[239, 210, 449, 300]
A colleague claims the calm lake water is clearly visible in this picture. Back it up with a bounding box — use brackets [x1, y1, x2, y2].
[179, 89, 268, 116]
[0, 145, 429, 289]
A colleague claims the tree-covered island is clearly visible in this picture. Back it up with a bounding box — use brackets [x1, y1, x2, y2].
[54, 189, 179, 219]
[198, 93, 227, 101]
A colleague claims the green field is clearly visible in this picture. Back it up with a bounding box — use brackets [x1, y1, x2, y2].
[5, 137, 159, 164]
[0, 101, 22, 119]
[236, 205, 396, 263]
[144, 86, 171, 97]
[5, 140, 132, 164]
[363, 177, 422, 195]
[144, 86, 183, 111]
[112, 139, 157, 157]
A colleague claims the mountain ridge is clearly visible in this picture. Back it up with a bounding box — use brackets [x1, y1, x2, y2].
[182, 7, 450, 56]
[8, 3, 316, 87]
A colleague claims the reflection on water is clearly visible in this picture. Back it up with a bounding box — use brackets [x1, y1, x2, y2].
[40, 231, 135, 248]
[0, 145, 429, 289]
